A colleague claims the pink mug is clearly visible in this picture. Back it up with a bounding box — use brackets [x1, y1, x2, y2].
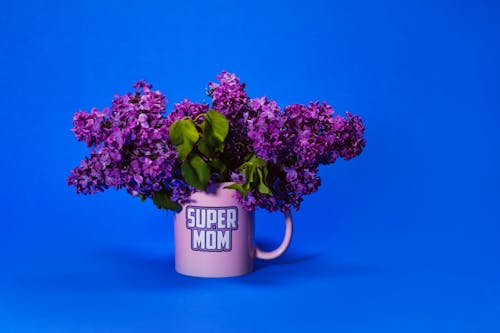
[174, 182, 293, 277]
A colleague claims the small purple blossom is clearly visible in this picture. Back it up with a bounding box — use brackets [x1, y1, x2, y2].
[230, 171, 246, 183]
[71, 107, 109, 147]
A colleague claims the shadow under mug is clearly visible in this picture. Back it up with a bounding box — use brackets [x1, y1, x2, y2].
[174, 182, 293, 277]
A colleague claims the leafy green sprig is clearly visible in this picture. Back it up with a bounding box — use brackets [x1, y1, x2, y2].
[168, 110, 272, 202]
[225, 154, 272, 196]
[169, 110, 229, 190]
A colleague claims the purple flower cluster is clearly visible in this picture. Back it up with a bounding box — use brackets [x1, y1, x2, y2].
[247, 97, 285, 163]
[206, 72, 365, 212]
[67, 81, 194, 202]
[68, 71, 365, 212]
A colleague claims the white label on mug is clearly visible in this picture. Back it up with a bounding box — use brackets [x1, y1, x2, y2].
[186, 206, 238, 252]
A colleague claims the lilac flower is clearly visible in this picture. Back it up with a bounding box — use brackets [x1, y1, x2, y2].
[68, 81, 193, 203]
[164, 99, 209, 128]
[246, 97, 285, 163]
[71, 107, 110, 147]
[230, 171, 246, 183]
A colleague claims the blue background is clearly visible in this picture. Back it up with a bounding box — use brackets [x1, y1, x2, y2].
[1, 0, 499, 332]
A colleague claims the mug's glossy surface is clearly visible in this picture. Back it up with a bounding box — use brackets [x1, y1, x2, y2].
[174, 182, 292, 277]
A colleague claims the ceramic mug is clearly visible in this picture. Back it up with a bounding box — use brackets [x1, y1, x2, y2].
[174, 182, 293, 277]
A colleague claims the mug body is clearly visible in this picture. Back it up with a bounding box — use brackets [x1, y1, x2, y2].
[174, 182, 255, 277]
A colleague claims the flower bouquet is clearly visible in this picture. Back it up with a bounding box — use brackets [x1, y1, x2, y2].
[68, 71, 365, 211]
[68, 71, 365, 277]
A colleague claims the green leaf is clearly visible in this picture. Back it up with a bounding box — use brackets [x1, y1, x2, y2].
[247, 165, 256, 185]
[197, 120, 216, 158]
[224, 183, 249, 195]
[138, 194, 146, 202]
[243, 153, 254, 163]
[197, 136, 213, 158]
[254, 156, 266, 167]
[152, 191, 180, 211]
[205, 110, 229, 143]
[208, 157, 227, 174]
[190, 156, 211, 186]
[181, 155, 210, 190]
[169, 119, 199, 160]
[256, 168, 272, 195]
[198, 110, 229, 157]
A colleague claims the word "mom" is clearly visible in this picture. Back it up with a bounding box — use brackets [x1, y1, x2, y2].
[186, 206, 238, 252]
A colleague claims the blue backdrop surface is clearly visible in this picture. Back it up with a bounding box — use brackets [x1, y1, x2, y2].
[1, 0, 499, 332]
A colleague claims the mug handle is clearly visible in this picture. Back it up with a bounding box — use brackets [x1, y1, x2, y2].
[255, 210, 293, 260]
